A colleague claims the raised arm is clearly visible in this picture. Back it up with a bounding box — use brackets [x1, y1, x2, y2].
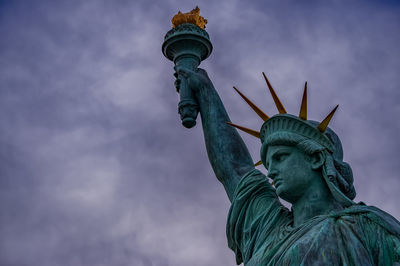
[175, 67, 254, 201]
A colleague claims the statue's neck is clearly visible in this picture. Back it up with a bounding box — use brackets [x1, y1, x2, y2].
[291, 178, 341, 227]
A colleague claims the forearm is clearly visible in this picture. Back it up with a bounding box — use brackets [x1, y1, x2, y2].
[197, 81, 254, 201]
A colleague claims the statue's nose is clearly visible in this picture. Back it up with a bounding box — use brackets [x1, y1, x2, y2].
[267, 169, 278, 179]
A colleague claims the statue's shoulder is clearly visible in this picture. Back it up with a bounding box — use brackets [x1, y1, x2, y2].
[334, 203, 400, 237]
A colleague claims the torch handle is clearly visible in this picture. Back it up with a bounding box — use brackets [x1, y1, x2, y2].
[175, 56, 200, 128]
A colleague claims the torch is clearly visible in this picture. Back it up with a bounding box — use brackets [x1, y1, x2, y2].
[162, 7, 213, 128]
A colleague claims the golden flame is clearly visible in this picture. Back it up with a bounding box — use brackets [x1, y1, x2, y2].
[171, 6, 207, 29]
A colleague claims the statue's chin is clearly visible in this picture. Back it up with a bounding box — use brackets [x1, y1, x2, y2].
[276, 188, 295, 204]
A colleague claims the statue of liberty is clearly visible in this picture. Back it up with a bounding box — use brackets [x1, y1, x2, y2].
[163, 8, 400, 265]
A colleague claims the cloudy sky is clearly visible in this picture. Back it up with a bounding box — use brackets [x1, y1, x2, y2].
[0, 0, 399, 265]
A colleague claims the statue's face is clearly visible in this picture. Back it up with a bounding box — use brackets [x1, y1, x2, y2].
[265, 145, 315, 203]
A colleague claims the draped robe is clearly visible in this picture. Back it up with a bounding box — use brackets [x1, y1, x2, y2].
[227, 170, 400, 265]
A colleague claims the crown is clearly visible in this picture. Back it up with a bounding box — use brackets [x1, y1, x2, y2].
[227, 73, 338, 166]
[171, 6, 208, 29]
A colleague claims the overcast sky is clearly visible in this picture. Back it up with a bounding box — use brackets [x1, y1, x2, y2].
[0, 0, 399, 265]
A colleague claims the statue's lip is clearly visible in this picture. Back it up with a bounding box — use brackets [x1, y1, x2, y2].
[273, 178, 283, 188]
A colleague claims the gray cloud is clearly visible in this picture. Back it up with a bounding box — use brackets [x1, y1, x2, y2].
[0, 0, 399, 265]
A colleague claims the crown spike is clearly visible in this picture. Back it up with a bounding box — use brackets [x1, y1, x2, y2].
[299, 81, 307, 120]
[317, 105, 339, 132]
[233, 86, 269, 121]
[262, 72, 287, 114]
[226, 122, 260, 138]
[254, 160, 262, 167]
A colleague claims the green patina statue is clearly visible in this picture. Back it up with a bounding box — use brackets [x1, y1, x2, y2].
[163, 8, 400, 265]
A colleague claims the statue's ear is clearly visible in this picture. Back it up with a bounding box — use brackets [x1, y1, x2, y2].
[310, 152, 324, 170]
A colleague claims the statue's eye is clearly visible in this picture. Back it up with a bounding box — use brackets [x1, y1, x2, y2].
[276, 153, 288, 162]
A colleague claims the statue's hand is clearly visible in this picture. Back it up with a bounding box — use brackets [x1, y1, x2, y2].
[174, 66, 212, 94]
